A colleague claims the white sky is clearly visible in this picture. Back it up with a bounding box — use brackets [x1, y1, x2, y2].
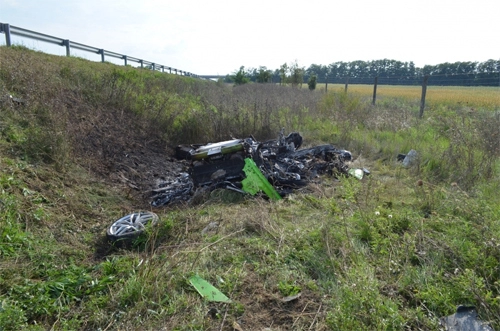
[1, 0, 499, 75]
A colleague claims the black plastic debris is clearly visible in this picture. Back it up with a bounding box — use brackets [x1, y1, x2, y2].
[440, 306, 493, 331]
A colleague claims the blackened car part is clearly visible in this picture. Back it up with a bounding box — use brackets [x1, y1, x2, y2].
[154, 131, 354, 207]
[189, 156, 246, 186]
[151, 172, 194, 207]
[258, 144, 351, 189]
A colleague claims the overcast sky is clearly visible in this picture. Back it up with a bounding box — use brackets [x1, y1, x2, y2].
[1, 0, 499, 75]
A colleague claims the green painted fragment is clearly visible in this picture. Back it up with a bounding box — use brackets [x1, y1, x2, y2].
[188, 274, 232, 303]
[241, 158, 282, 201]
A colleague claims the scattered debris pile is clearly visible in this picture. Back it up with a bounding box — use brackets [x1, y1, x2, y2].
[151, 130, 359, 207]
[107, 130, 367, 243]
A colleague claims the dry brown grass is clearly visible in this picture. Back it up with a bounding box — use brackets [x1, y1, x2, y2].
[317, 83, 500, 110]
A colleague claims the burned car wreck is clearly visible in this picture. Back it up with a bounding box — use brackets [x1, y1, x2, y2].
[151, 130, 356, 207]
[107, 130, 365, 242]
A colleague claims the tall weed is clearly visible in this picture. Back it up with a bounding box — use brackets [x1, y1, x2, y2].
[428, 109, 499, 189]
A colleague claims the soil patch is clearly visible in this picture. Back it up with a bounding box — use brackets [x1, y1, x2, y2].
[67, 105, 186, 208]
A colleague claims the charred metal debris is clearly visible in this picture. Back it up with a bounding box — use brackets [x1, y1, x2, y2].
[151, 130, 364, 207]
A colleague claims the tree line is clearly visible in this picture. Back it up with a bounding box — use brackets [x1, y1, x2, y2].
[225, 59, 500, 87]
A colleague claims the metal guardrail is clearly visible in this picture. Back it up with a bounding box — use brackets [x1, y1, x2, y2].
[0, 22, 199, 78]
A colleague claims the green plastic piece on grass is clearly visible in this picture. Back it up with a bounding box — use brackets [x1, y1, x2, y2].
[189, 274, 232, 303]
[241, 158, 281, 201]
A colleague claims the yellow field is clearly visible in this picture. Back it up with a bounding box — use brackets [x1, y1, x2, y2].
[318, 84, 500, 109]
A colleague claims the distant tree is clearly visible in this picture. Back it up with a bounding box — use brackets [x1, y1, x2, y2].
[232, 66, 250, 85]
[279, 63, 288, 85]
[272, 69, 281, 83]
[256, 66, 273, 83]
[307, 74, 317, 90]
[476, 59, 500, 86]
[289, 60, 305, 87]
[270, 58, 497, 87]
[328, 61, 349, 81]
[306, 64, 328, 83]
[246, 67, 258, 82]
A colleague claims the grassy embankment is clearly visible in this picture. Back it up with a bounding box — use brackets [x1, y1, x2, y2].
[1, 46, 500, 330]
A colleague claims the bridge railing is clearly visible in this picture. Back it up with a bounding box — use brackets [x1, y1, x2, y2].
[0, 22, 200, 78]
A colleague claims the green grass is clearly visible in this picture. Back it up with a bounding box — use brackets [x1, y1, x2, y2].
[1, 45, 499, 330]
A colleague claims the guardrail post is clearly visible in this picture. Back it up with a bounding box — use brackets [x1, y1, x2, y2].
[63, 39, 71, 56]
[2, 23, 12, 46]
[99, 49, 105, 62]
[140, 60, 143, 68]
[123, 55, 127, 66]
